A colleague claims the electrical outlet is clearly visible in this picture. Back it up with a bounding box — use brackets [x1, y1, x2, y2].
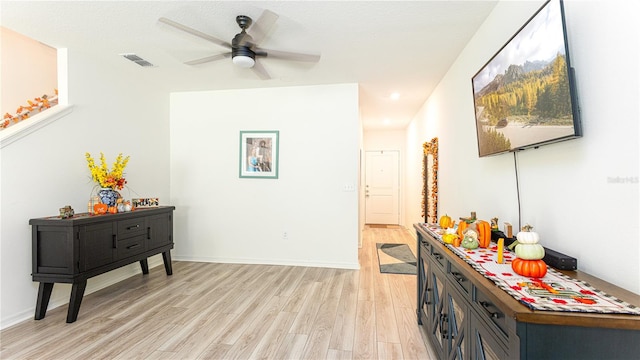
[283, 231, 288, 240]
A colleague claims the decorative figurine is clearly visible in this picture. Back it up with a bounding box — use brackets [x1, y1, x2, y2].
[59, 205, 74, 218]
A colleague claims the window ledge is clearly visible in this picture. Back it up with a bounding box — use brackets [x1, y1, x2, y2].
[0, 104, 74, 149]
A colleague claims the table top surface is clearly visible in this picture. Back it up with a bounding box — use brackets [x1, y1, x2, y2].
[415, 223, 640, 330]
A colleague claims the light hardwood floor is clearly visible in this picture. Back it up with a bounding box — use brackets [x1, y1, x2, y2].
[0, 225, 435, 359]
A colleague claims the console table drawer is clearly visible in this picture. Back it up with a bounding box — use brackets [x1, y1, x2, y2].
[117, 218, 146, 238]
[448, 261, 472, 297]
[117, 236, 146, 259]
[473, 287, 509, 337]
[429, 247, 447, 270]
[420, 238, 431, 254]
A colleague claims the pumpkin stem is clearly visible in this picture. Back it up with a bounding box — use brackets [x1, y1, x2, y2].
[522, 224, 534, 232]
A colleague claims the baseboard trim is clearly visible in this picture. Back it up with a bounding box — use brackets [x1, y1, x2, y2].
[173, 255, 360, 270]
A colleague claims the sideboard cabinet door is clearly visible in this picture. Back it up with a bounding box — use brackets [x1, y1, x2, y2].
[470, 310, 509, 360]
[146, 213, 172, 250]
[79, 222, 116, 272]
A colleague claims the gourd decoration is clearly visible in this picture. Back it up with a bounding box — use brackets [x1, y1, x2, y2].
[439, 214, 455, 229]
[442, 228, 459, 245]
[461, 229, 479, 249]
[511, 225, 547, 277]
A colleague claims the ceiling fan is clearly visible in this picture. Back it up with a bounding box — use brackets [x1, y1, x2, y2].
[159, 10, 321, 79]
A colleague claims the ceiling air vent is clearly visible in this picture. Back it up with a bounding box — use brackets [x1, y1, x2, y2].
[121, 53, 156, 67]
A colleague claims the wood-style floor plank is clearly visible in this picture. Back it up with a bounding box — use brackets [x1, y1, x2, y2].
[0, 225, 435, 359]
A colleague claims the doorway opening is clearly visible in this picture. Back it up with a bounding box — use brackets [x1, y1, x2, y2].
[364, 150, 400, 225]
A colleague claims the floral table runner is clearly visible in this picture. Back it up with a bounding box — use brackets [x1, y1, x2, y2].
[420, 224, 640, 315]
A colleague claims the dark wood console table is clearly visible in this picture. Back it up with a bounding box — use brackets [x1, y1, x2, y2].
[415, 223, 640, 359]
[30, 206, 175, 323]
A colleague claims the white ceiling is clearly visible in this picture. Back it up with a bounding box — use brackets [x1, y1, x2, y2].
[1, 1, 499, 130]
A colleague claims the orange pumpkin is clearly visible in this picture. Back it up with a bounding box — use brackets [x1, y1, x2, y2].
[452, 236, 462, 247]
[439, 214, 454, 229]
[93, 203, 108, 214]
[108, 206, 118, 214]
[457, 221, 469, 240]
[475, 220, 491, 248]
[511, 258, 547, 278]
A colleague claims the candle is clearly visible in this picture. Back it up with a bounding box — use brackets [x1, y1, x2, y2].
[497, 238, 504, 264]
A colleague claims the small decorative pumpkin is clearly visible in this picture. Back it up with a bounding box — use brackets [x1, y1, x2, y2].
[515, 243, 546, 260]
[511, 258, 547, 278]
[108, 206, 118, 214]
[516, 224, 539, 244]
[453, 236, 462, 247]
[442, 232, 459, 245]
[93, 203, 108, 214]
[439, 214, 454, 229]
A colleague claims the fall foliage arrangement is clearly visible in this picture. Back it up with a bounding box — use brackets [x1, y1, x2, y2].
[85, 152, 130, 190]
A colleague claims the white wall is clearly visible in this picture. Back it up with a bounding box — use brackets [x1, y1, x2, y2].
[0, 27, 57, 115]
[169, 84, 360, 269]
[0, 47, 171, 328]
[405, 0, 640, 294]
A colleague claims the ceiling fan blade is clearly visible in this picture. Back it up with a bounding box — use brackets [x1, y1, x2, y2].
[159, 17, 232, 50]
[259, 48, 321, 62]
[249, 9, 279, 46]
[252, 61, 271, 80]
[184, 53, 231, 65]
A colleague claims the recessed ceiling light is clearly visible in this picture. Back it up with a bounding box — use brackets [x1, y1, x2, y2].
[383, 118, 391, 125]
[390, 92, 400, 100]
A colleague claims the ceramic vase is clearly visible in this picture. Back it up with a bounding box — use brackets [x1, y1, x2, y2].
[98, 188, 121, 207]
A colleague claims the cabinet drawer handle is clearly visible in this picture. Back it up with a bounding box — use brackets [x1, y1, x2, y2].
[424, 287, 432, 305]
[147, 227, 151, 239]
[126, 224, 140, 230]
[112, 234, 117, 249]
[439, 313, 449, 339]
[451, 272, 466, 282]
[127, 243, 141, 250]
[479, 301, 502, 319]
[432, 252, 442, 260]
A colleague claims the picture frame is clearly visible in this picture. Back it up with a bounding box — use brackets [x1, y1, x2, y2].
[422, 137, 438, 224]
[239, 130, 279, 179]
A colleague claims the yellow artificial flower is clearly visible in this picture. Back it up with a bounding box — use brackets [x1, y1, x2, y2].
[85, 152, 130, 190]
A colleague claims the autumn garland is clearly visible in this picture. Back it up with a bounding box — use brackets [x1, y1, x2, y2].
[1, 90, 58, 130]
[85, 152, 130, 190]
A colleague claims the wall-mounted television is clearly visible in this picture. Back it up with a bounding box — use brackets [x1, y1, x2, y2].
[471, 0, 581, 157]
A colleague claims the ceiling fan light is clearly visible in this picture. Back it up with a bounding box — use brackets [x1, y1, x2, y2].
[233, 55, 255, 68]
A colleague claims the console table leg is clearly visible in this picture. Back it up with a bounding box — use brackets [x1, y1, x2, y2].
[140, 259, 149, 274]
[35, 282, 54, 320]
[162, 251, 173, 275]
[67, 280, 87, 323]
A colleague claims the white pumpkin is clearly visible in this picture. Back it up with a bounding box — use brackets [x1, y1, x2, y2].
[515, 243, 545, 260]
[516, 225, 539, 244]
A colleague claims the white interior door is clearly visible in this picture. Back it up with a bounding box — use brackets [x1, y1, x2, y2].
[365, 150, 400, 225]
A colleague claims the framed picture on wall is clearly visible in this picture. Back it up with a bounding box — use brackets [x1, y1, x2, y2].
[239, 130, 279, 179]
